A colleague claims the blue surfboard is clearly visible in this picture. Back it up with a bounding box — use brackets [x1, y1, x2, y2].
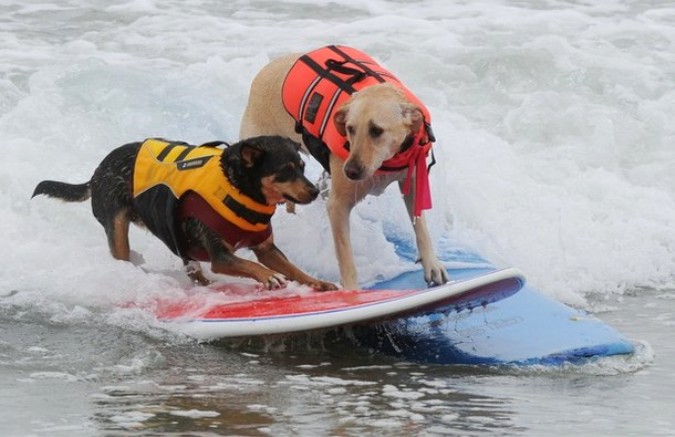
[353, 238, 635, 365]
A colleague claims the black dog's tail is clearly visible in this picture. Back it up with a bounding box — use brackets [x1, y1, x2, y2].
[32, 180, 92, 202]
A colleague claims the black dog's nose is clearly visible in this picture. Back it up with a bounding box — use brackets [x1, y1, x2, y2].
[344, 160, 365, 180]
[308, 185, 320, 199]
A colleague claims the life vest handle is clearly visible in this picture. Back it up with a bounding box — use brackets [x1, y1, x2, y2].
[199, 140, 230, 149]
[325, 59, 366, 85]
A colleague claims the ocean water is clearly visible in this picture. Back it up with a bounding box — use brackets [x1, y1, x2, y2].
[1, 0, 674, 436]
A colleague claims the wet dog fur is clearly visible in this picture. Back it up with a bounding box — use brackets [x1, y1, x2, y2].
[240, 53, 449, 289]
[32, 135, 337, 291]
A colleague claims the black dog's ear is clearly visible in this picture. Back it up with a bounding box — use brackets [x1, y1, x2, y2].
[240, 142, 265, 167]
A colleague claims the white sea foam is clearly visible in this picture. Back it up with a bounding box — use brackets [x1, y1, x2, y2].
[22, 371, 79, 382]
[0, 0, 673, 332]
[169, 409, 220, 418]
[109, 411, 155, 428]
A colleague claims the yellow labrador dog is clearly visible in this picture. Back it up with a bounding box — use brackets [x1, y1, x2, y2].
[240, 45, 448, 289]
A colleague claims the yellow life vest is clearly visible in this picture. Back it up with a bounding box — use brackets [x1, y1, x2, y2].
[132, 139, 275, 259]
[133, 138, 276, 233]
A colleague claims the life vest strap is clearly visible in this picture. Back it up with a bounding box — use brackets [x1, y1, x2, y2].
[178, 192, 273, 260]
[296, 45, 389, 139]
[298, 54, 357, 94]
[325, 45, 389, 83]
[152, 140, 226, 164]
[156, 142, 189, 162]
[301, 129, 332, 173]
[223, 195, 272, 225]
[325, 59, 366, 84]
[399, 136, 434, 218]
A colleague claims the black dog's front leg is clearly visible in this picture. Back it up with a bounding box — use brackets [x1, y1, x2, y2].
[182, 258, 210, 286]
[184, 219, 286, 289]
[251, 238, 338, 291]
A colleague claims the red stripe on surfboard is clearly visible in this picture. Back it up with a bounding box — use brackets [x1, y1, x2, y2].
[154, 289, 416, 320]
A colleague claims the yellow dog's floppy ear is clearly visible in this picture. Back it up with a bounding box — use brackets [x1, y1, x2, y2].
[403, 103, 424, 134]
[333, 105, 349, 137]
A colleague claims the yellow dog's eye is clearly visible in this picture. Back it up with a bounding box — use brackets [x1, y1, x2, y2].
[369, 124, 383, 138]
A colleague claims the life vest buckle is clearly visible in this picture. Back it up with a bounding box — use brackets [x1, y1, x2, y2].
[424, 122, 436, 143]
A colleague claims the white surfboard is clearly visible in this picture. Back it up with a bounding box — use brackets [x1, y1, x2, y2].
[145, 268, 525, 341]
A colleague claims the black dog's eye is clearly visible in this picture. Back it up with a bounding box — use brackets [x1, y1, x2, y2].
[347, 125, 355, 135]
[275, 165, 296, 182]
[369, 124, 384, 138]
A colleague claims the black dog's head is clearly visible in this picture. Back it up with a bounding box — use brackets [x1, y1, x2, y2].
[222, 135, 319, 206]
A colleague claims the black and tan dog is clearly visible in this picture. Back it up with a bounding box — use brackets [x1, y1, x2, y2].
[32, 135, 337, 291]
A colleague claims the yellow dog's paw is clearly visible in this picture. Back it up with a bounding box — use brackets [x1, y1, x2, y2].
[422, 259, 449, 287]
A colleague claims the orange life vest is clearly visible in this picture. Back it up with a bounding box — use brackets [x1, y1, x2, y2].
[281, 45, 436, 216]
